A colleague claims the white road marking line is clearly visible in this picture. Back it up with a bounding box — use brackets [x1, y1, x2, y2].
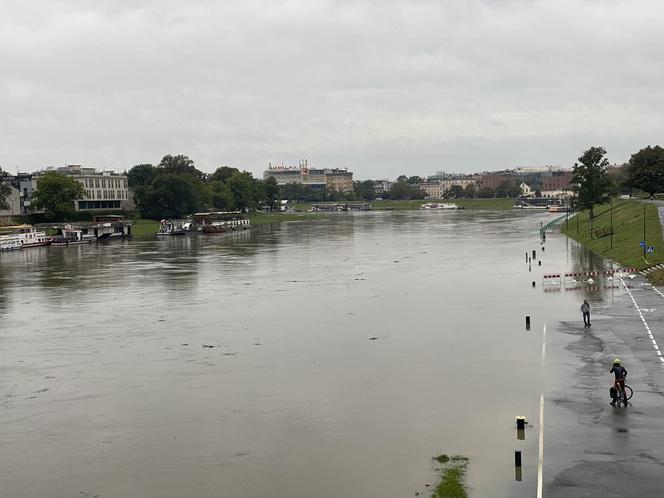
[619, 277, 664, 366]
[653, 287, 664, 299]
[542, 324, 546, 367]
[537, 324, 546, 498]
[537, 394, 544, 498]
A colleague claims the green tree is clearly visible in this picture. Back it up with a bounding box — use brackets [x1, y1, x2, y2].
[210, 166, 239, 183]
[227, 171, 259, 211]
[127, 163, 156, 208]
[127, 163, 156, 188]
[396, 175, 408, 183]
[353, 180, 376, 201]
[477, 186, 495, 198]
[389, 180, 412, 199]
[259, 177, 280, 209]
[407, 176, 422, 185]
[446, 185, 464, 199]
[158, 154, 205, 180]
[463, 183, 476, 199]
[627, 145, 664, 197]
[140, 173, 206, 219]
[31, 171, 86, 221]
[0, 168, 11, 211]
[210, 181, 234, 210]
[571, 146, 614, 218]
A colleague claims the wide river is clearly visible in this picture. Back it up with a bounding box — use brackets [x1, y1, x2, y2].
[1, 210, 618, 498]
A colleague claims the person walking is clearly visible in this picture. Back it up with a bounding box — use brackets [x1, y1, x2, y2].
[581, 300, 591, 327]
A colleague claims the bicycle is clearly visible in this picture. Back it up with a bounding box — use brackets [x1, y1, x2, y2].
[610, 383, 633, 406]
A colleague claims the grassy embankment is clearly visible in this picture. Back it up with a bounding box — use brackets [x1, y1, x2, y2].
[431, 454, 469, 498]
[294, 198, 515, 212]
[561, 200, 664, 281]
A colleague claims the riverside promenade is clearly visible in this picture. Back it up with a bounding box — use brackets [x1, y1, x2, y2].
[543, 275, 664, 496]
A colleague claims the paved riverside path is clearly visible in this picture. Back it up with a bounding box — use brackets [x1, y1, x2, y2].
[542, 277, 664, 497]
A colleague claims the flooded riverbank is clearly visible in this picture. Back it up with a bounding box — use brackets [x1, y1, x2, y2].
[0, 211, 621, 497]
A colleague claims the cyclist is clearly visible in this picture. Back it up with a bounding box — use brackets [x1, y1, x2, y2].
[610, 358, 628, 406]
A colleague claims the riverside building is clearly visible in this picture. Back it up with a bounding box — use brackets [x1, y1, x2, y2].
[52, 165, 133, 211]
[264, 160, 354, 193]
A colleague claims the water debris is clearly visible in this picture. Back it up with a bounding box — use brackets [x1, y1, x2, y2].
[369, 337, 379, 341]
[181, 343, 189, 346]
[202, 344, 216, 348]
[253, 342, 261, 346]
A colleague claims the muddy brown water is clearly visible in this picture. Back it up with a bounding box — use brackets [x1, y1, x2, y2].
[0, 211, 621, 497]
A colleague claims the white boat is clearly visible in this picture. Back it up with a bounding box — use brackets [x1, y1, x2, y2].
[0, 225, 51, 249]
[513, 201, 548, 210]
[0, 234, 22, 251]
[420, 203, 461, 210]
[156, 219, 187, 236]
[50, 228, 95, 246]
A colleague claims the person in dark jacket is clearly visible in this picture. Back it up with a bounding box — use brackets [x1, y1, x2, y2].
[581, 300, 591, 327]
[610, 358, 628, 406]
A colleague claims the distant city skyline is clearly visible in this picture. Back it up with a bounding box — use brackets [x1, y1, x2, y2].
[2, 1, 663, 179]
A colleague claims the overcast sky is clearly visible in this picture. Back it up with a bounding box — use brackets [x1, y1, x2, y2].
[1, 0, 663, 179]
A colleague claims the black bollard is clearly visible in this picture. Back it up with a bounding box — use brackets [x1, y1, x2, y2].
[532, 250, 536, 259]
[538, 260, 541, 266]
[525, 252, 528, 262]
[526, 316, 531, 330]
[529, 264, 531, 272]
[516, 415, 526, 440]
[516, 416, 526, 430]
[542, 246, 545, 252]
[515, 451, 522, 481]
[532, 281, 536, 288]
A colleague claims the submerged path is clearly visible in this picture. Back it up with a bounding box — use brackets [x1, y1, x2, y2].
[543, 276, 664, 497]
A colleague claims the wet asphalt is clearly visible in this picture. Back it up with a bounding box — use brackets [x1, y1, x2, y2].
[543, 276, 664, 497]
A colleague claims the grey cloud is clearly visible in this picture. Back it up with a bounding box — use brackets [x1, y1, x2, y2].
[1, 0, 664, 178]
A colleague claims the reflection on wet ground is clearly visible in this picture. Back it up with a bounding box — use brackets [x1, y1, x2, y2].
[0, 211, 624, 498]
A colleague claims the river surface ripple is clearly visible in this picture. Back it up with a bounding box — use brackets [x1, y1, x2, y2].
[0, 211, 615, 498]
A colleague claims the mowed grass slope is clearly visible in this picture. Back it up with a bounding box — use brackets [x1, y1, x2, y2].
[561, 200, 664, 270]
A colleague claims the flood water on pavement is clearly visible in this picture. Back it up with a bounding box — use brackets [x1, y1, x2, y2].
[0, 211, 622, 498]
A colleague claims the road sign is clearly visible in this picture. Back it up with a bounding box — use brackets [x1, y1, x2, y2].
[647, 246, 655, 253]
[640, 240, 647, 247]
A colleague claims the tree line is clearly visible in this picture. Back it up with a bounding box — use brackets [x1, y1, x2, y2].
[128, 155, 279, 219]
[572, 145, 664, 217]
[2, 145, 663, 220]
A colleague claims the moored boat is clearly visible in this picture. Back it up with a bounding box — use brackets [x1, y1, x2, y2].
[0, 225, 51, 249]
[156, 219, 187, 236]
[420, 203, 462, 210]
[50, 228, 95, 246]
[0, 234, 22, 251]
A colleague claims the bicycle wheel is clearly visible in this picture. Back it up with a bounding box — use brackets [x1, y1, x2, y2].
[624, 385, 633, 401]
